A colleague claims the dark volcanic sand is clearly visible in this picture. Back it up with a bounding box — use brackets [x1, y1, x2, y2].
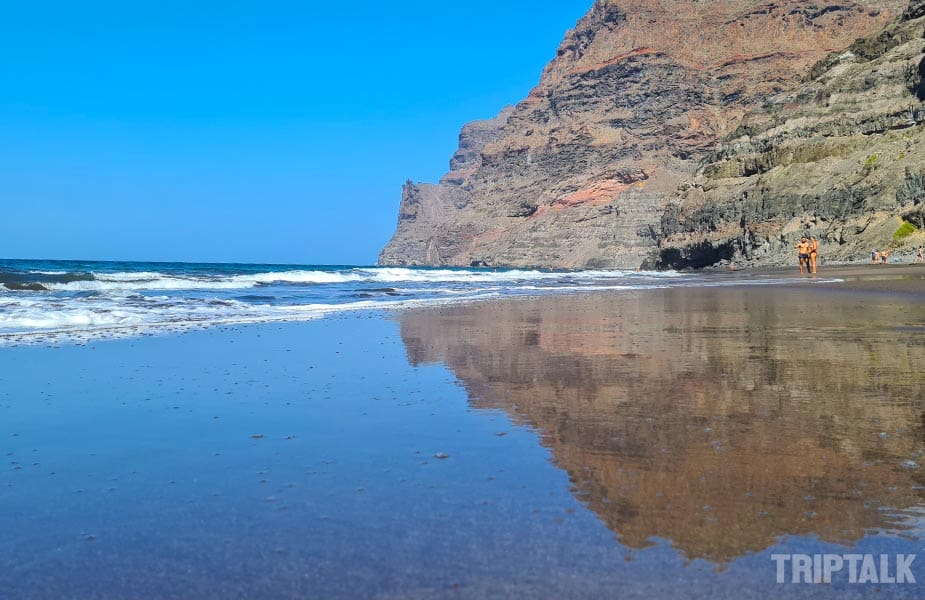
[1, 267, 924, 599]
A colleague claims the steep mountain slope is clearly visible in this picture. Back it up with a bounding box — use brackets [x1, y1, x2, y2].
[661, 0, 925, 267]
[380, 0, 923, 269]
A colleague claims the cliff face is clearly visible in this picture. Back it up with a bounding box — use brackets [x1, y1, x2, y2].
[380, 0, 924, 269]
[662, 0, 925, 267]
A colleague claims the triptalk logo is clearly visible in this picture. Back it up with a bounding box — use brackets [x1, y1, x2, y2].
[772, 554, 917, 584]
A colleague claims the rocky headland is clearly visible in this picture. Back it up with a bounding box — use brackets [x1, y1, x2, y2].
[380, 0, 925, 269]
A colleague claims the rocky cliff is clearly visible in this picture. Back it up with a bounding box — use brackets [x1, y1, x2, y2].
[380, 0, 925, 269]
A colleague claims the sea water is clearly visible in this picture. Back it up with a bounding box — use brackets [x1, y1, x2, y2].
[0, 258, 827, 344]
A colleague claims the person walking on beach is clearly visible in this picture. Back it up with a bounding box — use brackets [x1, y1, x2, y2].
[915, 246, 924, 263]
[809, 236, 819, 274]
[872, 249, 879, 264]
[796, 237, 811, 274]
[881, 249, 891, 264]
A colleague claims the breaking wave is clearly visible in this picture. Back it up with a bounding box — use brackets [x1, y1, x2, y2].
[4, 267, 681, 293]
[0, 260, 838, 345]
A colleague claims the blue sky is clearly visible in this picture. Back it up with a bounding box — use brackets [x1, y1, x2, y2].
[0, 0, 591, 265]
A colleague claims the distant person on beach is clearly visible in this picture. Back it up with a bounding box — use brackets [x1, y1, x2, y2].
[881, 249, 891, 264]
[809, 236, 819, 274]
[796, 237, 811, 274]
[915, 246, 924, 263]
[872, 249, 879, 264]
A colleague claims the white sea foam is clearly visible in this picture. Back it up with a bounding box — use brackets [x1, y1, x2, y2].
[0, 292, 501, 346]
[95, 271, 174, 281]
[395, 286, 504, 295]
[516, 284, 639, 292]
[234, 270, 366, 285]
[0, 265, 840, 346]
[359, 267, 679, 283]
[0, 309, 145, 330]
[45, 277, 246, 292]
[33, 267, 674, 293]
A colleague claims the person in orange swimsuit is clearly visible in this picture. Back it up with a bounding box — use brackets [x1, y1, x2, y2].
[809, 236, 819, 274]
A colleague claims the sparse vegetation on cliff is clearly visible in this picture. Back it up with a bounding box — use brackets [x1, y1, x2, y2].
[894, 220, 918, 240]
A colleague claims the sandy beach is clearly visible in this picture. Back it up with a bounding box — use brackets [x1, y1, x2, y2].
[2, 266, 924, 599]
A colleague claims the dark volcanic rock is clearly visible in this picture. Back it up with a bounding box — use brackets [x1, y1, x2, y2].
[904, 0, 925, 21]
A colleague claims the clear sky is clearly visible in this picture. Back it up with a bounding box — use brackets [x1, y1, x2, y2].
[0, 0, 591, 265]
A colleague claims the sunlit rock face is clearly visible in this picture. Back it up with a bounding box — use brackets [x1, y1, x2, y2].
[381, 0, 924, 269]
[665, 3, 925, 268]
[398, 287, 925, 563]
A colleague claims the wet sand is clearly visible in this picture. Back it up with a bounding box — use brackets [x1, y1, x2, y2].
[1, 266, 924, 598]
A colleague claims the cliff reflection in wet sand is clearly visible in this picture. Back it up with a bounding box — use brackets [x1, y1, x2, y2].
[398, 283, 925, 564]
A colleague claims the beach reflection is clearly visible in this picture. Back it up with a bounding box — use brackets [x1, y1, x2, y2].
[398, 285, 925, 563]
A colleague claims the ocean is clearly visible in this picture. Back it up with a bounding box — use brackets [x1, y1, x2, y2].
[0, 258, 828, 345]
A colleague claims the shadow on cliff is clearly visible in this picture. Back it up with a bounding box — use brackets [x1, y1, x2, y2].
[915, 56, 925, 101]
[654, 241, 737, 270]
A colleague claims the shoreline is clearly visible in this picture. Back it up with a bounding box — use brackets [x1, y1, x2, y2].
[701, 263, 925, 290]
[2, 264, 922, 348]
[3, 266, 924, 598]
